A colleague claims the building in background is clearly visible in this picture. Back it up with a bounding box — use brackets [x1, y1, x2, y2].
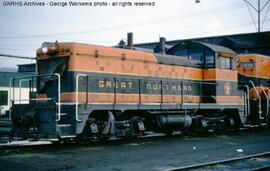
[0, 64, 35, 115]
[135, 31, 270, 56]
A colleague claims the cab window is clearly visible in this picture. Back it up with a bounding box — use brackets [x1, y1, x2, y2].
[189, 46, 203, 64]
[204, 49, 215, 68]
[219, 57, 232, 69]
[240, 62, 255, 68]
[174, 49, 188, 58]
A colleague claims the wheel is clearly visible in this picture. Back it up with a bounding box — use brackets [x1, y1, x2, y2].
[129, 117, 145, 138]
[224, 115, 239, 132]
[78, 118, 100, 141]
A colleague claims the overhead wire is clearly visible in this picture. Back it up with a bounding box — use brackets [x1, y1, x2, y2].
[178, 19, 270, 39]
[0, 53, 36, 59]
[0, 47, 36, 51]
[0, 1, 268, 49]
[136, 18, 270, 43]
[1, 21, 269, 58]
[0, 1, 246, 39]
[245, 2, 258, 31]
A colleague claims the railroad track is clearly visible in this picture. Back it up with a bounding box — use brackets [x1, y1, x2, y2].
[166, 151, 270, 171]
[0, 128, 261, 150]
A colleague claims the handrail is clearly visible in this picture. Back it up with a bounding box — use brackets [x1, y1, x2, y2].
[9, 73, 61, 121]
[249, 80, 262, 117]
[75, 74, 86, 122]
[19, 79, 30, 104]
[160, 80, 163, 109]
[244, 92, 247, 117]
[113, 77, 116, 110]
[244, 85, 250, 116]
[8, 78, 14, 120]
[138, 79, 141, 109]
[12, 98, 54, 102]
[260, 84, 269, 119]
[54, 73, 61, 121]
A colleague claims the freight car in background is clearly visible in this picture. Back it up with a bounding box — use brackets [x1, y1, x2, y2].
[8, 33, 270, 142]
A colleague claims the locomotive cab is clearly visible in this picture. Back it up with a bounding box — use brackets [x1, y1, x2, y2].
[167, 41, 243, 105]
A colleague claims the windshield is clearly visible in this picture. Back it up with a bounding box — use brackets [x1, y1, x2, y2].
[37, 57, 68, 93]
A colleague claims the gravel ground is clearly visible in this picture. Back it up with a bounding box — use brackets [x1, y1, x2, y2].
[1, 130, 270, 171]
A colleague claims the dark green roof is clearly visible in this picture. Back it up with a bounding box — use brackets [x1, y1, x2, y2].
[0, 72, 35, 88]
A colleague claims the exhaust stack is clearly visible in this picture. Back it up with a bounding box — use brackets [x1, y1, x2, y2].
[159, 37, 166, 54]
[127, 32, 134, 49]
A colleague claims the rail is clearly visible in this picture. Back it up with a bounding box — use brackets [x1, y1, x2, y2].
[166, 151, 270, 171]
[9, 73, 61, 121]
[260, 84, 269, 119]
[249, 80, 262, 118]
[75, 74, 86, 122]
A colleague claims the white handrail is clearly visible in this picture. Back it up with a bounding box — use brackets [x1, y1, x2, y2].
[260, 84, 268, 119]
[8, 78, 14, 120]
[19, 79, 30, 104]
[75, 74, 87, 122]
[249, 80, 262, 117]
[9, 73, 61, 121]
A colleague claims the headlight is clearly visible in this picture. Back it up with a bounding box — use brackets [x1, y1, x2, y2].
[41, 43, 49, 53]
[41, 42, 57, 55]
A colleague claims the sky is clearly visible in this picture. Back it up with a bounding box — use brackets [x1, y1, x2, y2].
[0, 0, 270, 68]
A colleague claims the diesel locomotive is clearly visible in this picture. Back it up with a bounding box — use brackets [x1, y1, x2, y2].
[9, 34, 270, 141]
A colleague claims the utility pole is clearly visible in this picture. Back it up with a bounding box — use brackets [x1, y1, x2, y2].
[196, 0, 270, 53]
[244, 0, 270, 53]
[196, 0, 270, 32]
[244, 0, 270, 33]
[258, 0, 260, 33]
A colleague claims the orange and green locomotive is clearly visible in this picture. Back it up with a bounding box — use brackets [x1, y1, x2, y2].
[9, 37, 269, 141]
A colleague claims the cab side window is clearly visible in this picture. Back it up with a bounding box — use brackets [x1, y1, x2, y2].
[219, 57, 232, 70]
[240, 62, 255, 68]
[204, 49, 215, 68]
[173, 49, 188, 59]
[189, 46, 203, 64]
